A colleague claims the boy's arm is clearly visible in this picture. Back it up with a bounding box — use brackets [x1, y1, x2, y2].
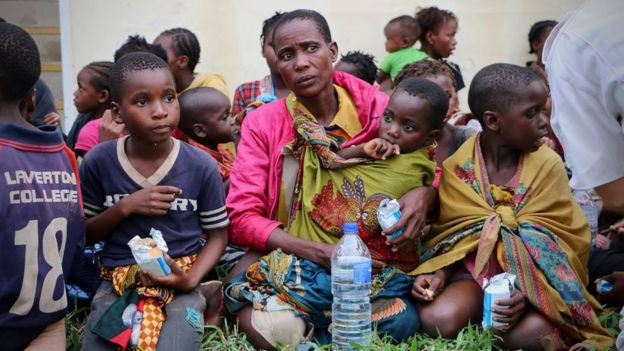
[142, 227, 228, 292]
[185, 227, 228, 287]
[85, 185, 181, 244]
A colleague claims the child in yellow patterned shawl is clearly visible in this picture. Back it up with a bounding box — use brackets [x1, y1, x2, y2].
[411, 63, 613, 350]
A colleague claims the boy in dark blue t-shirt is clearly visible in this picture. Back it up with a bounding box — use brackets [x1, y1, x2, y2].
[0, 23, 84, 351]
[80, 52, 228, 351]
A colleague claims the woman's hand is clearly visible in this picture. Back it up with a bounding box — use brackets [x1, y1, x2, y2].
[383, 186, 437, 252]
[138, 255, 197, 292]
[492, 289, 526, 332]
[411, 270, 446, 302]
[363, 138, 400, 160]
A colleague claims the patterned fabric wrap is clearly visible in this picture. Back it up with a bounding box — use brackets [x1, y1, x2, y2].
[413, 134, 613, 349]
[223, 249, 415, 330]
[97, 255, 196, 351]
[185, 137, 235, 180]
[282, 96, 435, 272]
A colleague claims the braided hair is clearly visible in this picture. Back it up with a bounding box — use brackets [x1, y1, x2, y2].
[159, 28, 201, 71]
[415, 7, 457, 42]
[260, 12, 285, 47]
[83, 61, 113, 93]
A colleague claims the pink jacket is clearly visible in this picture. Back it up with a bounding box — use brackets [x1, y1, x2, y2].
[226, 71, 389, 252]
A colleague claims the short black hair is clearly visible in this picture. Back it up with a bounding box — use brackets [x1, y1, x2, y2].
[415, 7, 457, 43]
[0, 22, 41, 102]
[110, 52, 171, 103]
[338, 51, 377, 85]
[178, 87, 228, 134]
[260, 12, 286, 47]
[114, 34, 168, 63]
[394, 77, 448, 130]
[387, 15, 420, 47]
[158, 28, 201, 71]
[468, 63, 544, 120]
[528, 20, 558, 53]
[394, 59, 456, 88]
[272, 9, 332, 45]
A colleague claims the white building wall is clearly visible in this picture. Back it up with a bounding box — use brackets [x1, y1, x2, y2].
[61, 0, 583, 129]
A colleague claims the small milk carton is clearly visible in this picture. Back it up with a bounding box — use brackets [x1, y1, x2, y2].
[377, 199, 404, 239]
[482, 272, 516, 328]
[127, 228, 171, 277]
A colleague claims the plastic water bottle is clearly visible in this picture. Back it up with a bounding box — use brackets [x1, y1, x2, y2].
[331, 222, 372, 350]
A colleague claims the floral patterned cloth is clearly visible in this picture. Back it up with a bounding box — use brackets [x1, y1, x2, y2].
[414, 133, 613, 350]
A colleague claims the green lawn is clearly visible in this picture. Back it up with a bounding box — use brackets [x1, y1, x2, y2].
[65, 306, 621, 351]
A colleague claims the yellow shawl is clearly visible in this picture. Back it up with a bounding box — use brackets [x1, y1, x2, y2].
[413, 134, 612, 349]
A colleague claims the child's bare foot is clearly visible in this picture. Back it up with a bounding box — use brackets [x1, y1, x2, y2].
[200, 280, 223, 326]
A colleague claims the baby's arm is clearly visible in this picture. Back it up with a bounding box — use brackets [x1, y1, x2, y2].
[337, 138, 400, 161]
[336, 144, 367, 159]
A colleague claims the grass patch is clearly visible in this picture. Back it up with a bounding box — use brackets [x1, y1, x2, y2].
[65, 306, 621, 350]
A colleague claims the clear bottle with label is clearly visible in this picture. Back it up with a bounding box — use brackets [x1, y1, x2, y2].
[331, 222, 372, 350]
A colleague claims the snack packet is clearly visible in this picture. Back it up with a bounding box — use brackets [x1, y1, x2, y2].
[128, 228, 171, 277]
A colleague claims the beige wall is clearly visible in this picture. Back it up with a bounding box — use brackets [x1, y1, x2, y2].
[62, 0, 583, 128]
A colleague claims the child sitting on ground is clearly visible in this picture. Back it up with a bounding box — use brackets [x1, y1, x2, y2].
[334, 50, 378, 85]
[376, 15, 427, 92]
[178, 87, 235, 188]
[66, 61, 112, 154]
[0, 22, 84, 351]
[80, 52, 228, 350]
[412, 63, 613, 349]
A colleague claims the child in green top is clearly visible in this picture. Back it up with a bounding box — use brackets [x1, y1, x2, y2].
[377, 15, 428, 92]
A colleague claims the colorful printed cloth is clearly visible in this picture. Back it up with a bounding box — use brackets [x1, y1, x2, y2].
[93, 256, 196, 351]
[185, 137, 235, 180]
[224, 249, 417, 343]
[414, 133, 613, 349]
[282, 94, 435, 272]
[227, 71, 387, 252]
[232, 76, 271, 115]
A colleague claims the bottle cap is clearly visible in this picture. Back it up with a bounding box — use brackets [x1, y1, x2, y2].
[343, 222, 358, 234]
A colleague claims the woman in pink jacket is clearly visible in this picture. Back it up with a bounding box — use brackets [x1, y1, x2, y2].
[225, 10, 437, 349]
